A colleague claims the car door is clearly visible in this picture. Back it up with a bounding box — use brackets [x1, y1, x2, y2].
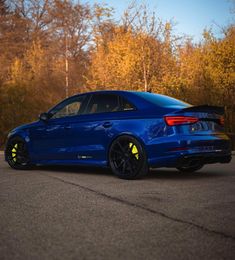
[29, 94, 89, 162]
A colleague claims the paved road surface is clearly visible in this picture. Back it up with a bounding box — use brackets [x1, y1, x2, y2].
[0, 153, 235, 260]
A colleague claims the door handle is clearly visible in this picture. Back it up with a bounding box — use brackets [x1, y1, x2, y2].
[103, 122, 112, 128]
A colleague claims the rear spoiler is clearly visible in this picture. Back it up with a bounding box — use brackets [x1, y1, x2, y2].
[176, 105, 224, 115]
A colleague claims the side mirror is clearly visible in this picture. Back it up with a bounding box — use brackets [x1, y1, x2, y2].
[39, 112, 49, 121]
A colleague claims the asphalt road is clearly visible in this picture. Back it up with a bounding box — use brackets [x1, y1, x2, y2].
[0, 153, 235, 260]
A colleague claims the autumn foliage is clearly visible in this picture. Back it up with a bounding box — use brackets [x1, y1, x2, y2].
[0, 0, 235, 145]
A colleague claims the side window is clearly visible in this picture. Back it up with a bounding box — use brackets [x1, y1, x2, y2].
[51, 95, 86, 119]
[86, 94, 120, 114]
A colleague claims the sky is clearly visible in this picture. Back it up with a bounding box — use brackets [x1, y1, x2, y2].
[84, 0, 234, 42]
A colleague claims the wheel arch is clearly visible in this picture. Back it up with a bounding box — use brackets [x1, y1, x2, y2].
[5, 132, 31, 161]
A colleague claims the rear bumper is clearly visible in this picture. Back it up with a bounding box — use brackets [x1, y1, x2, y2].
[148, 150, 232, 168]
[147, 133, 232, 168]
[176, 152, 232, 168]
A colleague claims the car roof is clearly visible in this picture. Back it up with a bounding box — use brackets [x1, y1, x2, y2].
[72, 90, 146, 95]
[74, 90, 141, 96]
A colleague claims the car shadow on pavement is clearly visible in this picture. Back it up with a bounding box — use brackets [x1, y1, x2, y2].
[36, 165, 112, 176]
[35, 165, 225, 180]
[146, 169, 225, 180]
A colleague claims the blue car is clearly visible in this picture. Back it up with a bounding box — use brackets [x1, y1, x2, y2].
[5, 90, 231, 179]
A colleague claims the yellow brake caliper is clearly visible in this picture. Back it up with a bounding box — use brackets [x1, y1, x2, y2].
[129, 142, 139, 160]
[11, 144, 18, 162]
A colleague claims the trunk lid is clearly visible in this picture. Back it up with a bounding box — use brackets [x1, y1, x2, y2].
[166, 105, 225, 134]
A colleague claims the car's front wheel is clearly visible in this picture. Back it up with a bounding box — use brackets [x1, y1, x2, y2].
[5, 137, 32, 170]
[109, 135, 148, 179]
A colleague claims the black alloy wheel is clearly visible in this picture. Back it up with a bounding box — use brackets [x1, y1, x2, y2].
[109, 135, 148, 179]
[6, 137, 31, 170]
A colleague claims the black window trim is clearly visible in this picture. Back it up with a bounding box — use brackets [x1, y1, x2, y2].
[47, 92, 138, 120]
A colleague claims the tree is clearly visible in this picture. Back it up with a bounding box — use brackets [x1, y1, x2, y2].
[88, 3, 173, 92]
[47, 0, 92, 96]
[0, 1, 29, 82]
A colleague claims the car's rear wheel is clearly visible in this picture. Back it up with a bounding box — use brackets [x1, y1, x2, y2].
[5, 137, 31, 170]
[109, 135, 148, 179]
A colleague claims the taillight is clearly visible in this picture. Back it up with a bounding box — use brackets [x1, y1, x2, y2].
[164, 116, 199, 126]
[219, 116, 224, 126]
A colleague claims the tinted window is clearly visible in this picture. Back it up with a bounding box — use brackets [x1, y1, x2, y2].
[134, 92, 190, 107]
[86, 94, 120, 114]
[51, 95, 86, 119]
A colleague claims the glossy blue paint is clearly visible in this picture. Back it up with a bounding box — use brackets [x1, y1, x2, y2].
[5, 90, 232, 168]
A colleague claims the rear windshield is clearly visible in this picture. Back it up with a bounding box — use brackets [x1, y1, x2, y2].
[134, 92, 190, 107]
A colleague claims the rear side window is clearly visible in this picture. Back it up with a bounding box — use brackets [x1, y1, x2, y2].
[86, 94, 120, 114]
[85, 93, 136, 114]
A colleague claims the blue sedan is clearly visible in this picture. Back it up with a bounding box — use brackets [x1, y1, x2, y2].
[5, 90, 232, 179]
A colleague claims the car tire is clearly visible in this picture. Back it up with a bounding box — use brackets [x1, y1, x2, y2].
[109, 135, 148, 179]
[5, 136, 32, 170]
